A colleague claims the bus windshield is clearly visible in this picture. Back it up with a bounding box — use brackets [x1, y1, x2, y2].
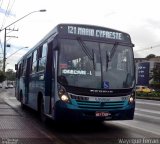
[58, 39, 134, 89]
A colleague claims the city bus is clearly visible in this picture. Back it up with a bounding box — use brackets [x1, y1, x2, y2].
[15, 24, 135, 122]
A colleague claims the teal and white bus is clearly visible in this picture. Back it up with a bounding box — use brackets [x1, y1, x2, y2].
[15, 24, 135, 121]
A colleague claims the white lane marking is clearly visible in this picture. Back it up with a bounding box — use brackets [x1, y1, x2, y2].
[135, 112, 160, 120]
[136, 101, 160, 106]
[110, 120, 160, 136]
[135, 108, 160, 115]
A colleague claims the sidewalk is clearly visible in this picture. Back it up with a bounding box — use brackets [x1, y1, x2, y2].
[0, 90, 56, 144]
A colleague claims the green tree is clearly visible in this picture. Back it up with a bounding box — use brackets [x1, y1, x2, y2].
[152, 66, 160, 83]
[152, 65, 160, 89]
[0, 71, 6, 82]
[0, 60, 2, 70]
[146, 54, 156, 60]
[5, 69, 16, 81]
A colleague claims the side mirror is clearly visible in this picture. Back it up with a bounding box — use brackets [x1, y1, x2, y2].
[15, 64, 18, 71]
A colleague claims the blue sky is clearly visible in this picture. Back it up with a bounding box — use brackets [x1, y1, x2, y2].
[0, 0, 160, 70]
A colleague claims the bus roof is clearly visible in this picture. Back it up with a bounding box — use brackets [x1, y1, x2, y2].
[17, 23, 132, 63]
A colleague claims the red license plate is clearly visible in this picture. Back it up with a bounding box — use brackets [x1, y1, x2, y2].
[95, 112, 111, 117]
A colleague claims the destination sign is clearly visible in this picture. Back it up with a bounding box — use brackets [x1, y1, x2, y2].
[67, 25, 123, 40]
[58, 24, 131, 42]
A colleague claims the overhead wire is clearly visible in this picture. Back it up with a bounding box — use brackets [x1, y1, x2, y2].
[0, 0, 11, 30]
[0, 0, 16, 65]
[0, 0, 16, 30]
[0, 0, 11, 61]
[0, 0, 4, 8]
[0, 0, 4, 55]
[135, 44, 160, 52]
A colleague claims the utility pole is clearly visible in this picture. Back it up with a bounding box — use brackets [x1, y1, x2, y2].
[0, 9, 46, 73]
[3, 28, 7, 73]
[3, 28, 18, 73]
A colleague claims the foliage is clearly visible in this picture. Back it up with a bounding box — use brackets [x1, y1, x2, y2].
[145, 54, 156, 59]
[5, 69, 16, 81]
[152, 66, 160, 83]
[136, 91, 160, 97]
[0, 70, 6, 82]
[0, 60, 2, 70]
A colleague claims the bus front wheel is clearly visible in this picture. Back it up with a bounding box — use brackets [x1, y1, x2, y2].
[38, 96, 46, 122]
[20, 91, 25, 109]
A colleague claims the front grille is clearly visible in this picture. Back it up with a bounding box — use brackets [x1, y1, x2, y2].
[77, 100, 125, 110]
[70, 94, 126, 110]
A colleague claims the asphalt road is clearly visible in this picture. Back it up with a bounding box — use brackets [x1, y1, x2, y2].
[0, 88, 160, 144]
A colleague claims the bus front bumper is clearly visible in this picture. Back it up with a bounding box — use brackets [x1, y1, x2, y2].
[55, 101, 135, 121]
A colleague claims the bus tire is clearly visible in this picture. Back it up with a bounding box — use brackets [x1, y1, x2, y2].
[38, 96, 46, 123]
[20, 91, 25, 109]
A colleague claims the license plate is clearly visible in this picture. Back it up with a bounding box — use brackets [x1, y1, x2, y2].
[95, 112, 111, 117]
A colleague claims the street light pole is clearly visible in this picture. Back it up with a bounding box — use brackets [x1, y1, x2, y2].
[0, 9, 46, 32]
[1, 9, 46, 73]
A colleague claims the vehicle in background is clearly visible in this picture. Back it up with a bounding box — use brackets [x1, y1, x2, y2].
[155, 89, 160, 92]
[136, 85, 154, 93]
[5, 85, 8, 89]
[7, 84, 14, 88]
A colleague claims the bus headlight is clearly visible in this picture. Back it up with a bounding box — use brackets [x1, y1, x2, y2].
[129, 97, 134, 103]
[58, 86, 70, 103]
[61, 94, 69, 102]
[129, 92, 135, 104]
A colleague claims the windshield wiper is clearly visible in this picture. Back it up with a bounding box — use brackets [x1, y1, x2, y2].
[105, 42, 119, 71]
[77, 37, 95, 70]
[77, 37, 93, 60]
[106, 51, 109, 71]
[109, 42, 119, 61]
[92, 49, 95, 70]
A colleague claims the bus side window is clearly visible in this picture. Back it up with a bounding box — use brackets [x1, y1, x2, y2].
[23, 60, 27, 76]
[22, 59, 26, 76]
[32, 50, 38, 73]
[27, 56, 32, 75]
[18, 64, 22, 79]
[38, 43, 47, 72]
[37, 46, 42, 71]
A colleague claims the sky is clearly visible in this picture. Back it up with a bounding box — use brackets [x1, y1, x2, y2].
[0, 0, 160, 70]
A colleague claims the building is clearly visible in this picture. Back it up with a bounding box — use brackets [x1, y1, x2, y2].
[135, 57, 160, 86]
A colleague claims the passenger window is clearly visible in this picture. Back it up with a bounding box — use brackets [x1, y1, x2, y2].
[32, 50, 37, 73]
[38, 43, 47, 72]
[22, 60, 26, 76]
[42, 43, 47, 57]
[18, 64, 22, 78]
